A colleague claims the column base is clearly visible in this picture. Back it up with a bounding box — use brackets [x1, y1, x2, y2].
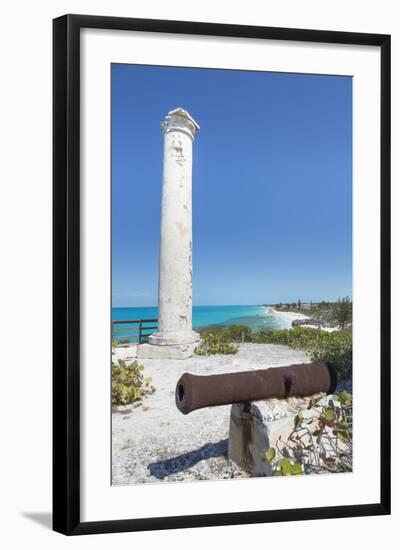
[147, 330, 200, 347]
[137, 341, 199, 360]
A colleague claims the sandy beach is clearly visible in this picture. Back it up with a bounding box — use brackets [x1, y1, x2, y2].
[268, 307, 339, 332]
[267, 306, 309, 328]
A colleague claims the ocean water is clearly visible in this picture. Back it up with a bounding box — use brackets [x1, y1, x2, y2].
[112, 305, 287, 332]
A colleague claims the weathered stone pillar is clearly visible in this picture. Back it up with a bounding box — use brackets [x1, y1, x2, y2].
[138, 108, 200, 359]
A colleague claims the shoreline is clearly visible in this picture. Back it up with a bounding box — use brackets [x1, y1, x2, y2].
[267, 307, 339, 332]
[266, 306, 309, 329]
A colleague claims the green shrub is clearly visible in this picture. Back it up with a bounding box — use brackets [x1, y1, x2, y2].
[308, 331, 352, 381]
[264, 391, 352, 475]
[195, 331, 239, 355]
[252, 326, 352, 381]
[198, 324, 252, 343]
[195, 324, 352, 381]
[112, 359, 154, 405]
[253, 326, 318, 347]
[197, 325, 226, 339]
[225, 324, 253, 342]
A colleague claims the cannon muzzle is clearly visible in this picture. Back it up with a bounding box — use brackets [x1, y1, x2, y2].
[175, 361, 337, 415]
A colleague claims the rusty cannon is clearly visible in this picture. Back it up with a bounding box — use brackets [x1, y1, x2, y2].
[175, 361, 337, 415]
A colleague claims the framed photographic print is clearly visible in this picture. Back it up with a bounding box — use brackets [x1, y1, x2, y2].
[53, 14, 391, 535]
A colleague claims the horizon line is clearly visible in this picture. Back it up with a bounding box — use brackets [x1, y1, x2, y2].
[112, 299, 352, 309]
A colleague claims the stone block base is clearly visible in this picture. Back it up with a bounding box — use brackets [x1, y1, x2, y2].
[136, 342, 198, 360]
[228, 394, 326, 476]
[148, 330, 200, 347]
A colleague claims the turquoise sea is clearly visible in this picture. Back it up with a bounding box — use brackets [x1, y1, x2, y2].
[112, 305, 288, 332]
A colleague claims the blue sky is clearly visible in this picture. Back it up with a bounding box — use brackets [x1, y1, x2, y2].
[112, 64, 352, 307]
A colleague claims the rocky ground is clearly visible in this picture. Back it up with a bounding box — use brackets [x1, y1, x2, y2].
[112, 343, 309, 485]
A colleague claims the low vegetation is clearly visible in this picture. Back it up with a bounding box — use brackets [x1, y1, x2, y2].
[254, 327, 352, 382]
[197, 324, 351, 381]
[264, 390, 352, 475]
[198, 324, 252, 343]
[333, 297, 352, 330]
[112, 359, 155, 405]
[195, 331, 239, 355]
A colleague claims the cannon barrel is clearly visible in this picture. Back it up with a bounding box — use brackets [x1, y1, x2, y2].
[175, 361, 337, 415]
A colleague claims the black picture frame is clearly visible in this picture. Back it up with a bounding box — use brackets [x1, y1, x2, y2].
[53, 14, 391, 535]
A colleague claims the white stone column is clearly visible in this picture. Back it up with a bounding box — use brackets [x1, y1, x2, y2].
[138, 108, 200, 359]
